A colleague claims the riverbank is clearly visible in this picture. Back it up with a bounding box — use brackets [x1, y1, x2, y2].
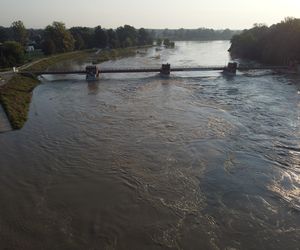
[0, 104, 11, 133]
[0, 75, 39, 129]
[0, 46, 149, 130]
[23, 50, 95, 72]
[0, 50, 94, 130]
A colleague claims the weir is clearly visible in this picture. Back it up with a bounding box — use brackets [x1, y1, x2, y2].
[20, 63, 297, 80]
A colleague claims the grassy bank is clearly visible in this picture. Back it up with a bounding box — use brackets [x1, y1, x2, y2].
[0, 75, 39, 129]
[25, 50, 95, 72]
[0, 67, 11, 72]
[0, 50, 94, 130]
[23, 46, 144, 70]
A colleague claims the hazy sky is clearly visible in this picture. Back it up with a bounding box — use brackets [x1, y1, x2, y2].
[1, 0, 299, 29]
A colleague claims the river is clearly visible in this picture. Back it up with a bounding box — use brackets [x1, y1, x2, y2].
[0, 41, 299, 249]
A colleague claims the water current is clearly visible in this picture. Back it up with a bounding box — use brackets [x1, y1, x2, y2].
[0, 41, 299, 249]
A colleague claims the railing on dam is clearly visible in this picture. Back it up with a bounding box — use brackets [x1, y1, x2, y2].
[19, 63, 297, 79]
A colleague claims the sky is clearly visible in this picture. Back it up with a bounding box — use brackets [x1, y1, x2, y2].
[1, 0, 299, 29]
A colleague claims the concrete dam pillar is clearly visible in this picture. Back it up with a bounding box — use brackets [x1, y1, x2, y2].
[86, 66, 100, 81]
[160, 64, 171, 76]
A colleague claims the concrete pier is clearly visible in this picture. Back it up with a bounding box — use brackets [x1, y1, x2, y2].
[160, 64, 171, 76]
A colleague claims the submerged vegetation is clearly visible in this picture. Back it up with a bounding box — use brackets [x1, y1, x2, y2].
[229, 17, 300, 65]
[0, 75, 39, 129]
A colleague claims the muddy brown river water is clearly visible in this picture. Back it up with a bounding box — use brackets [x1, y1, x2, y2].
[0, 41, 299, 249]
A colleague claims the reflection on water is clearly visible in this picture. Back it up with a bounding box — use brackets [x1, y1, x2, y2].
[87, 82, 100, 95]
[0, 41, 299, 249]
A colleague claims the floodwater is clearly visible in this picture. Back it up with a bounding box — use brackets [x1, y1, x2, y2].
[0, 41, 300, 249]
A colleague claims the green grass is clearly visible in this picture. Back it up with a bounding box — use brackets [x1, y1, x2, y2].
[24, 50, 45, 63]
[0, 67, 11, 72]
[0, 75, 39, 129]
[25, 50, 95, 72]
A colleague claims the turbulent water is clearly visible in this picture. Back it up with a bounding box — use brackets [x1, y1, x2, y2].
[0, 41, 299, 250]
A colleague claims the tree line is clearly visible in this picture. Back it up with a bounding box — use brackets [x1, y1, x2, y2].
[229, 18, 300, 65]
[0, 21, 153, 67]
[150, 28, 239, 41]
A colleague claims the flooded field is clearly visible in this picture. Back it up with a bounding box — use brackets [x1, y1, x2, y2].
[0, 41, 299, 249]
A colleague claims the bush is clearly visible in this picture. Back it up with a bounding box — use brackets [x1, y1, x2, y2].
[0, 41, 24, 67]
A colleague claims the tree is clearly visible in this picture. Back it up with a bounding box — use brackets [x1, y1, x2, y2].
[229, 17, 300, 65]
[94, 26, 108, 48]
[43, 22, 75, 54]
[11, 20, 28, 45]
[70, 27, 94, 49]
[138, 28, 153, 46]
[106, 29, 120, 48]
[0, 26, 9, 43]
[156, 38, 162, 46]
[163, 38, 170, 47]
[27, 29, 43, 49]
[71, 32, 85, 50]
[0, 41, 24, 67]
[42, 39, 56, 55]
[116, 25, 138, 47]
[124, 37, 133, 47]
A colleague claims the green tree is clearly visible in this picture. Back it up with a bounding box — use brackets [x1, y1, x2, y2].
[163, 38, 170, 47]
[42, 39, 56, 55]
[0, 26, 9, 43]
[229, 17, 300, 65]
[0, 41, 24, 67]
[71, 32, 85, 50]
[43, 22, 75, 54]
[94, 26, 108, 48]
[138, 28, 152, 45]
[11, 20, 28, 45]
[70, 27, 94, 49]
[116, 25, 137, 48]
[107, 29, 120, 48]
[124, 37, 133, 47]
[156, 38, 162, 46]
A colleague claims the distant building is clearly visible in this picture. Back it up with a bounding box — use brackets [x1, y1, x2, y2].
[25, 45, 35, 53]
[25, 41, 37, 53]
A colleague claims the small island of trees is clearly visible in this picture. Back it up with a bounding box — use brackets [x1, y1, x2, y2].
[229, 17, 300, 65]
